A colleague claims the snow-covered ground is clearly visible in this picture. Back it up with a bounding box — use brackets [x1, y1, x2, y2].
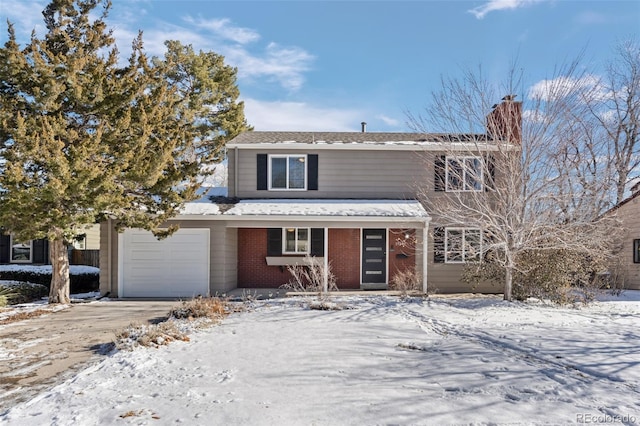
[2, 292, 640, 425]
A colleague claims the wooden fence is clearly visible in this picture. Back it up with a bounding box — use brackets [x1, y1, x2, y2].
[70, 249, 100, 268]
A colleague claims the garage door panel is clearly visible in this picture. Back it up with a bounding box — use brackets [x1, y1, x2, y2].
[120, 228, 210, 298]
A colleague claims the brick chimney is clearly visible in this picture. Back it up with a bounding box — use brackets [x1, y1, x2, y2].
[486, 95, 522, 144]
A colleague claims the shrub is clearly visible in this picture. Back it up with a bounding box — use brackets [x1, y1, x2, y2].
[280, 255, 338, 296]
[0, 281, 49, 305]
[169, 297, 227, 320]
[0, 265, 99, 293]
[462, 248, 611, 304]
[0, 287, 18, 307]
[115, 298, 230, 350]
[389, 268, 423, 296]
[115, 321, 190, 350]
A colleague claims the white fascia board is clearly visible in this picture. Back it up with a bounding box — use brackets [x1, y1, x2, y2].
[227, 142, 518, 152]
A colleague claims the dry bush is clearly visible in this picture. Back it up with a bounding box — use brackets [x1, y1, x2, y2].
[280, 255, 338, 295]
[115, 321, 190, 350]
[389, 268, 423, 296]
[169, 297, 227, 320]
[0, 308, 53, 325]
[115, 298, 229, 350]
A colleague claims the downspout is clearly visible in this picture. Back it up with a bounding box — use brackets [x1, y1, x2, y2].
[323, 227, 329, 293]
[422, 220, 429, 294]
[234, 146, 239, 197]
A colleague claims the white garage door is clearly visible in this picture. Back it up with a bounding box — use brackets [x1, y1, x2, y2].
[119, 228, 210, 298]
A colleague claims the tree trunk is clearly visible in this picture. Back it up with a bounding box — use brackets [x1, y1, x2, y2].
[49, 238, 71, 304]
[503, 266, 513, 301]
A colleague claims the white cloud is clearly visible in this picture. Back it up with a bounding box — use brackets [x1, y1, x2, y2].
[183, 17, 260, 44]
[522, 108, 549, 124]
[110, 16, 313, 92]
[468, 0, 544, 20]
[224, 43, 314, 92]
[2, 2, 315, 94]
[527, 75, 609, 102]
[1, 0, 47, 37]
[376, 114, 401, 128]
[243, 98, 364, 131]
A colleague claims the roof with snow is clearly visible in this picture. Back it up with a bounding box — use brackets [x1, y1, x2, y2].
[226, 199, 428, 217]
[180, 198, 429, 219]
[228, 131, 489, 146]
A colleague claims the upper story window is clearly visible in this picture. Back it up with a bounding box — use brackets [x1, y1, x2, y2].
[10, 236, 32, 263]
[446, 156, 483, 192]
[445, 228, 481, 263]
[257, 154, 318, 192]
[269, 154, 307, 190]
[283, 228, 310, 254]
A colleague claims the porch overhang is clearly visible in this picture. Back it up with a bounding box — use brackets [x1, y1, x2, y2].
[177, 199, 431, 229]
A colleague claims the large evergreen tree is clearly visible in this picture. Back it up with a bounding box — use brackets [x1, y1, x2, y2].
[0, 0, 248, 303]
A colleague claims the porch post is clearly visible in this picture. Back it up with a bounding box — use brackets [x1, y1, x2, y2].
[323, 227, 329, 293]
[422, 221, 429, 294]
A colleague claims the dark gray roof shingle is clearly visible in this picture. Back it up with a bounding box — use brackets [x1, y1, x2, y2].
[228, 131, 489, 145]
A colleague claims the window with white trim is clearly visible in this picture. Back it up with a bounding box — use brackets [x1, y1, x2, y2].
[446, 156, 483, 191]
[283, 228, 310, 254]
[10, 236, 32, 263]
[269, 154, 307, 190]
[445, 228, 481, 263]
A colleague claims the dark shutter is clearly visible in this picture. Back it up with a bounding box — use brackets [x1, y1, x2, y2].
[32, 239, 47, 264]
[433, 227, 445, 263]
[485, 154, 495, 192]
[434, 155, 446, 192]
[267, 228, 282, 256]
[310, 228, 324, 256]
[257, 154, 268, 190]
[307, 154, 318, 191]
[0, 233, 9, 263]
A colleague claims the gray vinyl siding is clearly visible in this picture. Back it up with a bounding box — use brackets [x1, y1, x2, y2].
[425, 223, 502, 294]
[77, 224, 100, 250]
[210, 225, 237, 294]
[613, 197, 640, 290]
[235, 149, 433, 199]
[100, 220, 240, 297]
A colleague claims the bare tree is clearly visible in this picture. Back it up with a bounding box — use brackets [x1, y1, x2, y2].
[582, 38, 640, 204]
[408, 62, 620, 301]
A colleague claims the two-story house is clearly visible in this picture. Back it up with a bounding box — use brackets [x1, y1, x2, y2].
[99, 98, 521, 298]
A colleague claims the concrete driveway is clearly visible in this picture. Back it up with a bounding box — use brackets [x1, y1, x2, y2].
[0, 300, 180, 411]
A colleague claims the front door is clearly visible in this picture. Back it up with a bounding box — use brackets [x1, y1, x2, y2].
[361, 229, 387, 287]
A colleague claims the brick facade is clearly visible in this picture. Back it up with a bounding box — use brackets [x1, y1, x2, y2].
[237, 228, 416, 289]
[328, 228, 360, 289]
[237, 228, 291, 288]
[388, 229, 417, 285]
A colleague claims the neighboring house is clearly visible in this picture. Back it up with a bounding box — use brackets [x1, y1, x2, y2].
[606, 186, 640, 290]
[0, 224, 100, 266]
[71, 224, 101, 251]
[99, 99, 521, 298]
[0, 233, 49, 264]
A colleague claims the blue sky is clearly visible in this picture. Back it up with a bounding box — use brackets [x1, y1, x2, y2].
[1, 0, 639, 132]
